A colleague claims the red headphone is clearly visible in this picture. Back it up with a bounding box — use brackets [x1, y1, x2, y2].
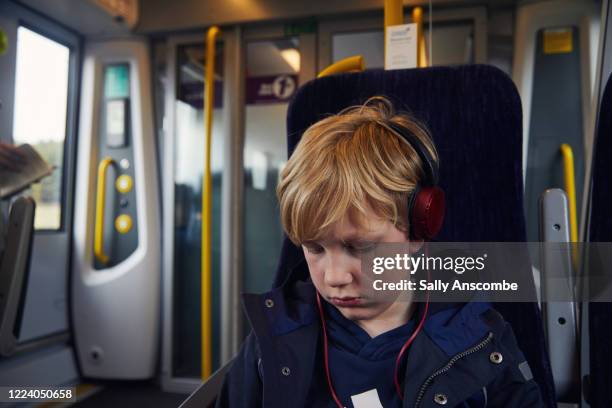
[315, 121, 443, 407]
[385, 121, 445, 241]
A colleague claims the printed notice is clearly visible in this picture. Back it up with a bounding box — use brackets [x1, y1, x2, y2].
[385, 23, 417, 70]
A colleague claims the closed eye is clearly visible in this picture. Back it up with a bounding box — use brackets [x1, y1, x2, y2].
[345, 242, 377, 254]
[303, 243, 324, 254]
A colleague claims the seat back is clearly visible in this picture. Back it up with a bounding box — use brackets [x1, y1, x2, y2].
[274, 65, 556, 407]
[587, 73, 612, 408]
[0, 197, 35, 356]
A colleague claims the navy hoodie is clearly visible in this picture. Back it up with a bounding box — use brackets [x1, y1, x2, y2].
[323, 300, 415, 407]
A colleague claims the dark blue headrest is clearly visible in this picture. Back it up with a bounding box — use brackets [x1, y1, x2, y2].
[274, 65, 556, 406]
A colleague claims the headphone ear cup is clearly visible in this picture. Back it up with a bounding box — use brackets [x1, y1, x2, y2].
[409, 186, 445, 240]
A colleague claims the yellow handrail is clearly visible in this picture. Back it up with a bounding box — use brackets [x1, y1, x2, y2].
[412, 7, 428, 67]
[94, 157, 114, 265]
[560, 144, 578, 244]
[202, 25, 219, 381]
[560, 144, 579, 271]
[317, 55, 365, 78]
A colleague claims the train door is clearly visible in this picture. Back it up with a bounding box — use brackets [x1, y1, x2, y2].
[0, 1, 80, 385]
[241, 22, 316, 331]
[159, 31, 228, 392]
[159, 24, 316, 393]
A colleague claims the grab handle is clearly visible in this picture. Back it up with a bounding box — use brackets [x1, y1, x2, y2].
[317, 55, 365, 78]
[94, 157, 114, 265]
[560, 144, 578, 243]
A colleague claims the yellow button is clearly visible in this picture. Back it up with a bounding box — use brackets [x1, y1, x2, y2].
[115, 175, 133, 194]
[115, 214, 133, 234]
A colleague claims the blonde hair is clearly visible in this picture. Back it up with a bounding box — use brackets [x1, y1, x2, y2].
[277, 96, 438, 245]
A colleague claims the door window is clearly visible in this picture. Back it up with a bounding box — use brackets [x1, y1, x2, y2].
[243, 38, 300, 294]
[12, 26, 70, 230]
[173, 41, 225, 377]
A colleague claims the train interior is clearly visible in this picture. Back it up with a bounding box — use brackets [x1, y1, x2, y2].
[0, 0, 612, 406]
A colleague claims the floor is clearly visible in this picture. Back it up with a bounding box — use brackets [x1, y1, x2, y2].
[72, 382, 189, 408]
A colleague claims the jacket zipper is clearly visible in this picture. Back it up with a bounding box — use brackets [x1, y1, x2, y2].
[413, 332, 494, 408]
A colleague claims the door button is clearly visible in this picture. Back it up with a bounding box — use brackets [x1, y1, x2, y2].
[116, 174, 133, 193]
[115, 214, 133, 234]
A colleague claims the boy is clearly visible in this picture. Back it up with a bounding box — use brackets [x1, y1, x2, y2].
[216, 97, 544, 407]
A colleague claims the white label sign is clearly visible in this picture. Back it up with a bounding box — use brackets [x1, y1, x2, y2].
[351, 389, 384, 408]
[107, 99, 126, 136]
[385, 23, 418, 70]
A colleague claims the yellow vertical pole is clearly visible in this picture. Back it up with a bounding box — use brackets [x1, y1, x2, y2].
[560, 144, 579, 271]
[412, 7, 428, 67]
[560, 144, 578, 243]
[384, 0, 403, 63]
[384, 0, 404, 29]
[202, 25, 219, 381]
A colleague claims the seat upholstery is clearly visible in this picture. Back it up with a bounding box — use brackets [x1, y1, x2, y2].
[273, 65, 556, 407]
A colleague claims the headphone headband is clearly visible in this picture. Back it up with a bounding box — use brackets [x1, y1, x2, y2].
[385, 121, 439, 186]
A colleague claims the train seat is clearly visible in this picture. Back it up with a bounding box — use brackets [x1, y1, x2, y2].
[273, 65, 556, 407]
[0, 197, 35, 357]
[586, 72, 612, 407]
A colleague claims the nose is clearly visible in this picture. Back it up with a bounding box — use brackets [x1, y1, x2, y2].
[324, 252, 354, 287]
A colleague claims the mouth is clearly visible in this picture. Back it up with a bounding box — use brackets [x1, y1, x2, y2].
[329, 297, 362, 307]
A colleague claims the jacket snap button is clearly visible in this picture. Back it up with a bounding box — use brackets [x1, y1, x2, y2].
[281, 366, 290, 376]
[490, 351, 503, 364]
[265, 299, 274, 308]
[434, 393, 448, 405]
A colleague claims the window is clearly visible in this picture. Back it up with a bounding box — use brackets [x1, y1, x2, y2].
[332, 22, 474, 68]
[243, 38, 300, 294]
[12, 26, 70, 230]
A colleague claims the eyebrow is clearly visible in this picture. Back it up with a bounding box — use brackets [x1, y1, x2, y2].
[312, 232, 384, 245]
[341, 235, 382, 244]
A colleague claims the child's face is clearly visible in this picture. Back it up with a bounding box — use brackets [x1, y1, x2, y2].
[303, 204, 418, 331]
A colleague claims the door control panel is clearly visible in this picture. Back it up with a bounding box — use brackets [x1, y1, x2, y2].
[93, 63, 138, 269]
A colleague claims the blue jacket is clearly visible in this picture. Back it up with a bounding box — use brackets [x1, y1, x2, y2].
[216, 278, 544, 407]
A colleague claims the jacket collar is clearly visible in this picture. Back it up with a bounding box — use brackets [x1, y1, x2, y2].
[243, 278, 491, 352]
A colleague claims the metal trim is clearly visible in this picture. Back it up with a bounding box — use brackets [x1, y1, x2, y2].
[220, 26, 245, 363]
